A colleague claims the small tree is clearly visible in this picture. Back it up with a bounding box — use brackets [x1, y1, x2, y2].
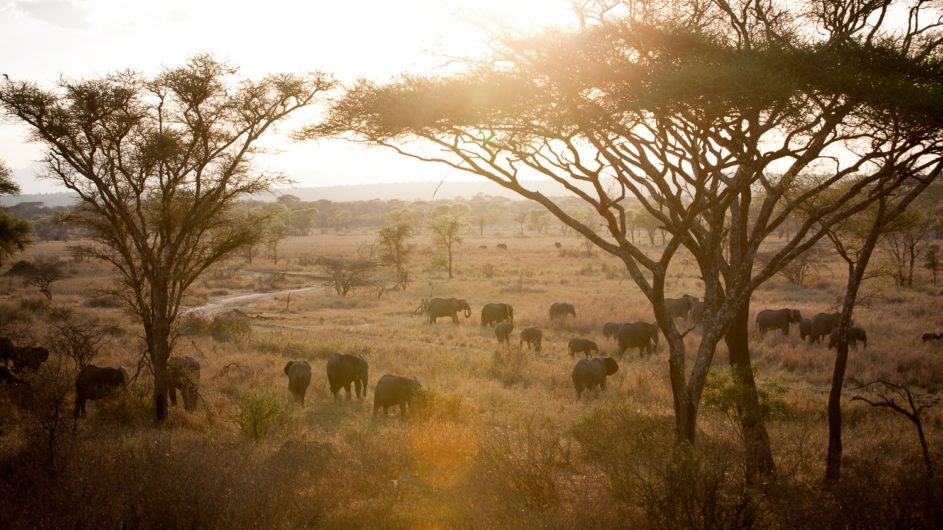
[925, 244, 940, 285]
[23, 256, 64, 300]
[320, 256, 376, 296]
[1, 55, 333, 425]
[378, 220, 415, 290]
[881, 209, 929, 287]
[50, 309, 123, 370]
[513, 211, 527, 235]
[428, 205, 468, 279]
[0, 160, 30, 265]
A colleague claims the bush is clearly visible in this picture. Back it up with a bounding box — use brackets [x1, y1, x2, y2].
[209, 311, 252, 342]
[232, 388, 284, 441]
[489, 347, 530, 387]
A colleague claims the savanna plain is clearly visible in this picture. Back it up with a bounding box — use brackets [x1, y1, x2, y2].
[2, 224, 942, 529]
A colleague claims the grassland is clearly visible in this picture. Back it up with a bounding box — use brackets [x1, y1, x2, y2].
[1, 229, 942, 528]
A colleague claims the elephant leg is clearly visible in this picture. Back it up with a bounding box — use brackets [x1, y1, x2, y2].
[399, 403, 407, 417]
[355, 379, 363, 399]
[344, 383, 352, 401]
[332, 388, 339, 403]
[169, 385, 178, 407]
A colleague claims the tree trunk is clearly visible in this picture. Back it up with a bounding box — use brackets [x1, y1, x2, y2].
[726, 303, 776, 484]
[447, 241, 453, 279]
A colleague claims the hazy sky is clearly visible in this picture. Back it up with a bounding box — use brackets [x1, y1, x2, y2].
[0, 0, 571, 193]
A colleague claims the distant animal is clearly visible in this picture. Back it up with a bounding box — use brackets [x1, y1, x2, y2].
[617, 322, 659, 357]
[568, 338, 599, 358]
[922, 332, 942, 343]
[425, 297, 472, 324]
[809, 312, 841, 344]
[9, 346, 49, 373]
[756, 308, 803, 337]
[0, 337, 14, 366]
[496, 243, 508, 250]
[283, 360, 312, 405]
[799, 318, 812, 341]
[326, 353, 369, 402]
[665, 295, 699, 320]
[520, 327, 543, 351]
[481, 302, 514, 327]
[571, 357, 619, 400]
[479, 245, 487, 249]
[602, 322, 624, 339]
[554, 242, 562, 249]
[74, 364, 127, 418]
[495, 322, 514, 347]
[373, 374, 422, 417]
[168, 356, 200, 412]
[549, 302, 576, 320]
[828, 326, 868, 350]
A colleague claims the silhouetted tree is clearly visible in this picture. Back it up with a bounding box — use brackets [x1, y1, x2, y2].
[1, 55, 333, 424]
[0, 160, 30, 265]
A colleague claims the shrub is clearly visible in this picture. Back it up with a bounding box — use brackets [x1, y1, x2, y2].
[232, 388, 284, 441]
[489, 347, 529, 387]
[209, 311, 252, 342]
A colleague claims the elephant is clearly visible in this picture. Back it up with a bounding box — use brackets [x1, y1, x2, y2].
[326, 353, 369, 402]
[10, 346, 49, 373]
[549, 302, 576, 320]
[571, 357, 619, 400]
[568, 338, 599, 358]
[617, 322, 658, 357]
[496, 243, 508, 250]
[495, 322, 514, 347]
[74, 364, 127, 418]
[690, 300, 705, 326]
[756, 308, 803, 337]
[520, 327, 543, 351]
[481, 303, 514, 327]
[426, 297, 472, 324]
[665, 295, 698, 320]
[922, 332, 941, 343]
[809, 312, 841, 344]
[0, 337, 14, 366]
[373, 374, 421, 417]
[799, 319, 812, 341]
[0, 365, 28, 387]
[602, 322, 624, 339]
[828, 326, 868, 350]
[168, 356, 200, 412]
[283, 360, 312, 405]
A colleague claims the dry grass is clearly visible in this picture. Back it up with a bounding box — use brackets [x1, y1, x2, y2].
[0, 233, 942, 528]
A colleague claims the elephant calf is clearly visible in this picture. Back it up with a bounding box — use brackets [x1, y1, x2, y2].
[809, 312, 842, 344]
[326, 353, 369, 402]
[495, 322, 514, 347]
[520, 327, 543, 351]
[756, 308, 802, 337]
[168, 356, 200, 412]
[571, 357, 619, 400]
[373, 374, 421, 417]
[284, 360, 312, 405]
[74, 364, 127, 418]
[799, 318, 812, 342]
[828, 326, 868, 350]
[549, 302, 576, 320]
[568, 338, 599, 358]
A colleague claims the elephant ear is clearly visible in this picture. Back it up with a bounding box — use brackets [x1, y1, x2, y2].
[283, 361, 294, 375]
[603, 358, 619, 375]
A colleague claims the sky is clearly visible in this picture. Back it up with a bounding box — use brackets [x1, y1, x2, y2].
[0, 0, 573, 194]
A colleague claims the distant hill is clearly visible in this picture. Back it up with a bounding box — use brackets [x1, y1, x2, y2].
[0, 180, 578, 208]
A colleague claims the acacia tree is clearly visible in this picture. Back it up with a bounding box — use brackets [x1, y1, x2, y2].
[0, 160, 31, 265]
[305, 0, 943, 481]
[428, 203, 468, 279]
[378, 219, 415, 289]
[1, 55, 333, 424]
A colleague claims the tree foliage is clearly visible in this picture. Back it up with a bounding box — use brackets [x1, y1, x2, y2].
[0, 160, 31, 265]
[1, 55, 334, 424]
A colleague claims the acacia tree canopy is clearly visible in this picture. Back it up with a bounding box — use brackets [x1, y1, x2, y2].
[1, 55, 335, 425]
[303, 0, 943, 480]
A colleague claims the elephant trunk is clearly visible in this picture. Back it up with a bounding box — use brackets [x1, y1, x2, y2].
[464, 308, 471, 318]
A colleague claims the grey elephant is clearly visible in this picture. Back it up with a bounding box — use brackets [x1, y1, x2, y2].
[168, 356, 200, 412]
[481, 303, 514, 327]
[549, 302, 576, 320]
[571, 357, 619, 399]
[0, 365, 28, 387]
[426, 297, 472, 324]
[284, 360, 312, 405]
[602, 322, 624, 339]
[799, 318, 812, 341]
[690, 300, 705, 326]
[495, 322, 514, 347]
[809, 312, 841, 344]
[923, 332, 941, 343]
[617, 322, 658, 357]
[74, 364, 127, 418]
[373, 374, 422, 417]
[10, 346, 49, 373]
[326, 353, 369, 402]
[756, 308, 803, 337]
[828, 326, 868, 350]
[665, 295, 698, 320]
[520, 327, 543, 351]
[568, 338, 599, 358]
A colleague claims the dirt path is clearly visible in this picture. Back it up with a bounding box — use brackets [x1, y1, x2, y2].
[183, 285, 325, 316]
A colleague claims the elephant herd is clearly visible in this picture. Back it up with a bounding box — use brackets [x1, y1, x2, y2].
[756, 309, 869, 349]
